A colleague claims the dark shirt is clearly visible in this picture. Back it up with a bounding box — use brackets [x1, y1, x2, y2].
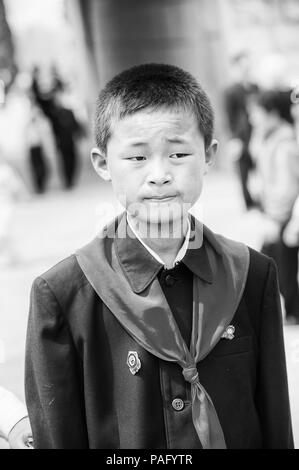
[158, 264, 193, 347]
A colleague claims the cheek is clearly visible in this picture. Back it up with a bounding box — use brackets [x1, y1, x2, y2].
[188, 175, 204, 200]
[177, 161, 205, 201]
[108, 161, 127, 188]
[109, 165, 142, 206]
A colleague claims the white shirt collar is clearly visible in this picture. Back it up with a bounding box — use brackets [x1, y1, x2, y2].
[126, 214, 191, 268]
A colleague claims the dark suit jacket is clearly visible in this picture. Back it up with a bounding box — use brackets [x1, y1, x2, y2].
[25, 230, 294, 449]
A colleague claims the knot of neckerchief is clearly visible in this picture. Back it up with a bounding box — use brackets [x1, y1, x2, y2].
[182, 365, 199, 384]
[182, 361, 226, 449]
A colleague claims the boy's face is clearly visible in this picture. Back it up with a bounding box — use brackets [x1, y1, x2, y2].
[92, 108, 217, 227]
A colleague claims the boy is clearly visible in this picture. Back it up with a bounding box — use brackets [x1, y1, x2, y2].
[25, 64, 293, 449]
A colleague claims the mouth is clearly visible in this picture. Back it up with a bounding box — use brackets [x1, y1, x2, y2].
[144, 195, 177, 203]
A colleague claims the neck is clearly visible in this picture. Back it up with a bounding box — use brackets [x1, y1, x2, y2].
[128, 216, 189, 268]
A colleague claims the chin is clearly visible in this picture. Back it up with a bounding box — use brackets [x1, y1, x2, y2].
[127, 199, 190, 224]
[141, 204, 188, 226]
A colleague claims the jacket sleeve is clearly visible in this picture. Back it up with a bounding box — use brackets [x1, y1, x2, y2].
[255, 260, 294, 449]
[25, 277, 89, 449]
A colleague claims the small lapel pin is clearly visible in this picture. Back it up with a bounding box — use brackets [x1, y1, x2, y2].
[221, 325, 235, 340]
[127, 351, 141, 375]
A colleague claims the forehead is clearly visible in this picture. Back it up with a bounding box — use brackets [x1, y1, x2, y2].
[109, 108, 201, 143]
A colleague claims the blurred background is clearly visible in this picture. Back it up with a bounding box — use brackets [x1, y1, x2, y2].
[0, 0, 299, 447]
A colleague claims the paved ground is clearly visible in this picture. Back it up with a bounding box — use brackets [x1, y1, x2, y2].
[0, 168, 298, 448]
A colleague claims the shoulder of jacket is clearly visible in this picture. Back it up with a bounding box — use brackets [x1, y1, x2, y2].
[205, 227, 273, 280]
[33, 254, 90, 300]
[204, 227, 247, 258]
[245, 249, 278, 315]
[247, 246, 274, 277]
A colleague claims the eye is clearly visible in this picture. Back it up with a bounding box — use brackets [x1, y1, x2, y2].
[127, 156, 146, 161]
[169, 153, 190, 159]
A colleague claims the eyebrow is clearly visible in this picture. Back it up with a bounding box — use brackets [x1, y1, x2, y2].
[129, 142, 148, 147]
[124, 141, 148, 148]
[166, 137, 188, 144]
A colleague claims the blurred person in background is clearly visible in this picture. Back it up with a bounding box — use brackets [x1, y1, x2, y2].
[284, 96, 299, 250]
[26, 100, 50, 193]
[50, 87, 84, 189]
[224, 51, 258, 210]
[291, 90, 299, 143]
[31, 65, 64, 118]
[283, 196, 299, 249]
[0, 73, 33, 188]
[0, 151, 28, 267]
[0, 386, 32, 449]
[31, 66, 85, 189]
[249, 89, 299, 325]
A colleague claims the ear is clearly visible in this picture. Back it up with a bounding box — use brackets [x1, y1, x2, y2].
[90, 148, 111, 181]
[204, 139, 218, 174]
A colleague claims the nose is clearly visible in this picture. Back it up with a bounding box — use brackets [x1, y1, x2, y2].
[146, 160, 172, 186]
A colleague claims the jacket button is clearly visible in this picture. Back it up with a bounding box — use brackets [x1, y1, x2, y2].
[172, 398, 184, 411]
[165, 274, 175, 287]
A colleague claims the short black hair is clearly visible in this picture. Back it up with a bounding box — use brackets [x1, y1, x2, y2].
[255, 89, 293, 124]
[94, 63, 214, 153]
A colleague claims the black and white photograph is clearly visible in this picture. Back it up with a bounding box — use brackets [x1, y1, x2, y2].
[0, 0, 299, 453]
